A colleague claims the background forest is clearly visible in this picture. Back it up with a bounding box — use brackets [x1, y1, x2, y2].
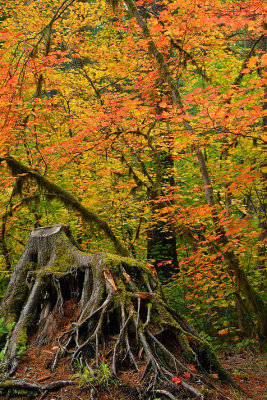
[0, 0, 266, 363]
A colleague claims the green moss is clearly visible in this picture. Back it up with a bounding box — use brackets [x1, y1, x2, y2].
[106, 253, 149, 273]
[194, 338, 236, 384]
[14, 312, 34, 358]
[43, 239, 75, 276]
[0, 382, 38, 397]
[13, 389, 38, 397]
[105, 254, 162, 300]
[151, 300, 199, 362]
[4, 261, 35, 324]
[16, 329, 27, 350]
[1, 380, 11, 386]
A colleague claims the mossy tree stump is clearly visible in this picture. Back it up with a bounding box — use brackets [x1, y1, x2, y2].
[0, 225, 236, 398]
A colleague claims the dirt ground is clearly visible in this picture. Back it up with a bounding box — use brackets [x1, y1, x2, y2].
[0, 300, 266, 399]
[218, 350, 267, 400]
[0, 346, 265, 400]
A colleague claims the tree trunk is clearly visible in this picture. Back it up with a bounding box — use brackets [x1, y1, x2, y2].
[0, 225, 237, 398]
[147, 151, 178, 277]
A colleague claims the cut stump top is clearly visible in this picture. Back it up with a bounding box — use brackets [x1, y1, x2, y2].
[30, 224, 70, 238]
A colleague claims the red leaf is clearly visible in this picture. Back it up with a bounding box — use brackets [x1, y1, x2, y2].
[172, 377, 181, 385]
[17, 368, 25, 373]
[183, 371, 191, 379]
[188, 364, 197, 372]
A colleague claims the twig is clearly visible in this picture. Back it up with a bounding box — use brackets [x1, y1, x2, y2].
[112, 310, 132, 376]
[37, 375, 53, 383]
[72, 392, 83, 400]
[125, 334, 140, 372]
[154, 389, 178, 400]
[180, 381, 204, 399]
[39, 390, 48, 400]
[148, 332, 193, 376]
[140, 360, 151, 381]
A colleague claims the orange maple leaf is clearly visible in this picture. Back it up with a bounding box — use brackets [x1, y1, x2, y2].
[183, 371, 191, 379]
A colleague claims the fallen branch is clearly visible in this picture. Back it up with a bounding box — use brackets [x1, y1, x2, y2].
[180, 381, 204, 399]
[154, 389, 180, 400]
[0, 379, 75, 394]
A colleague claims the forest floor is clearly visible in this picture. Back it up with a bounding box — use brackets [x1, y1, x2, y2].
[0, 343, 266, 400]
[0, 299, 266, 399]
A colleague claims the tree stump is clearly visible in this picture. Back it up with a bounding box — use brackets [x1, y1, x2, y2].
[0, 225, 236, 398]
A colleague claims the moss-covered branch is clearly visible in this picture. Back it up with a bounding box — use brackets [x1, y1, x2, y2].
[0, 156, 130, 257]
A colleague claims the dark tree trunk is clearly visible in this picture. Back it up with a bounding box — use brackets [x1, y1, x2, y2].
[147, 226, 178, 276]
[0, 225, 237, 398]
[147, 151, 178, 278]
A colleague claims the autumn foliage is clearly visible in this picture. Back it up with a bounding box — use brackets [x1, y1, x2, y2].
[0, 0, 266, 349]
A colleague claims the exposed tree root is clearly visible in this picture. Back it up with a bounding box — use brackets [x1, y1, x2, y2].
[0, 379, 75, 396]
[0, 225, 239, 398]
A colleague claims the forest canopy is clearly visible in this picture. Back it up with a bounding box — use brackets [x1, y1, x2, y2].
[0, 0, 266, 371]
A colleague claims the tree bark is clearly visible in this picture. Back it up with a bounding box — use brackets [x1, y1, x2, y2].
[147, 151, 178, 276]
[0, 225, 237, 397]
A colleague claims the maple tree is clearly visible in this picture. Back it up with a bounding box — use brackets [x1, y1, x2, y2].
[0, 0, 266, 381]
